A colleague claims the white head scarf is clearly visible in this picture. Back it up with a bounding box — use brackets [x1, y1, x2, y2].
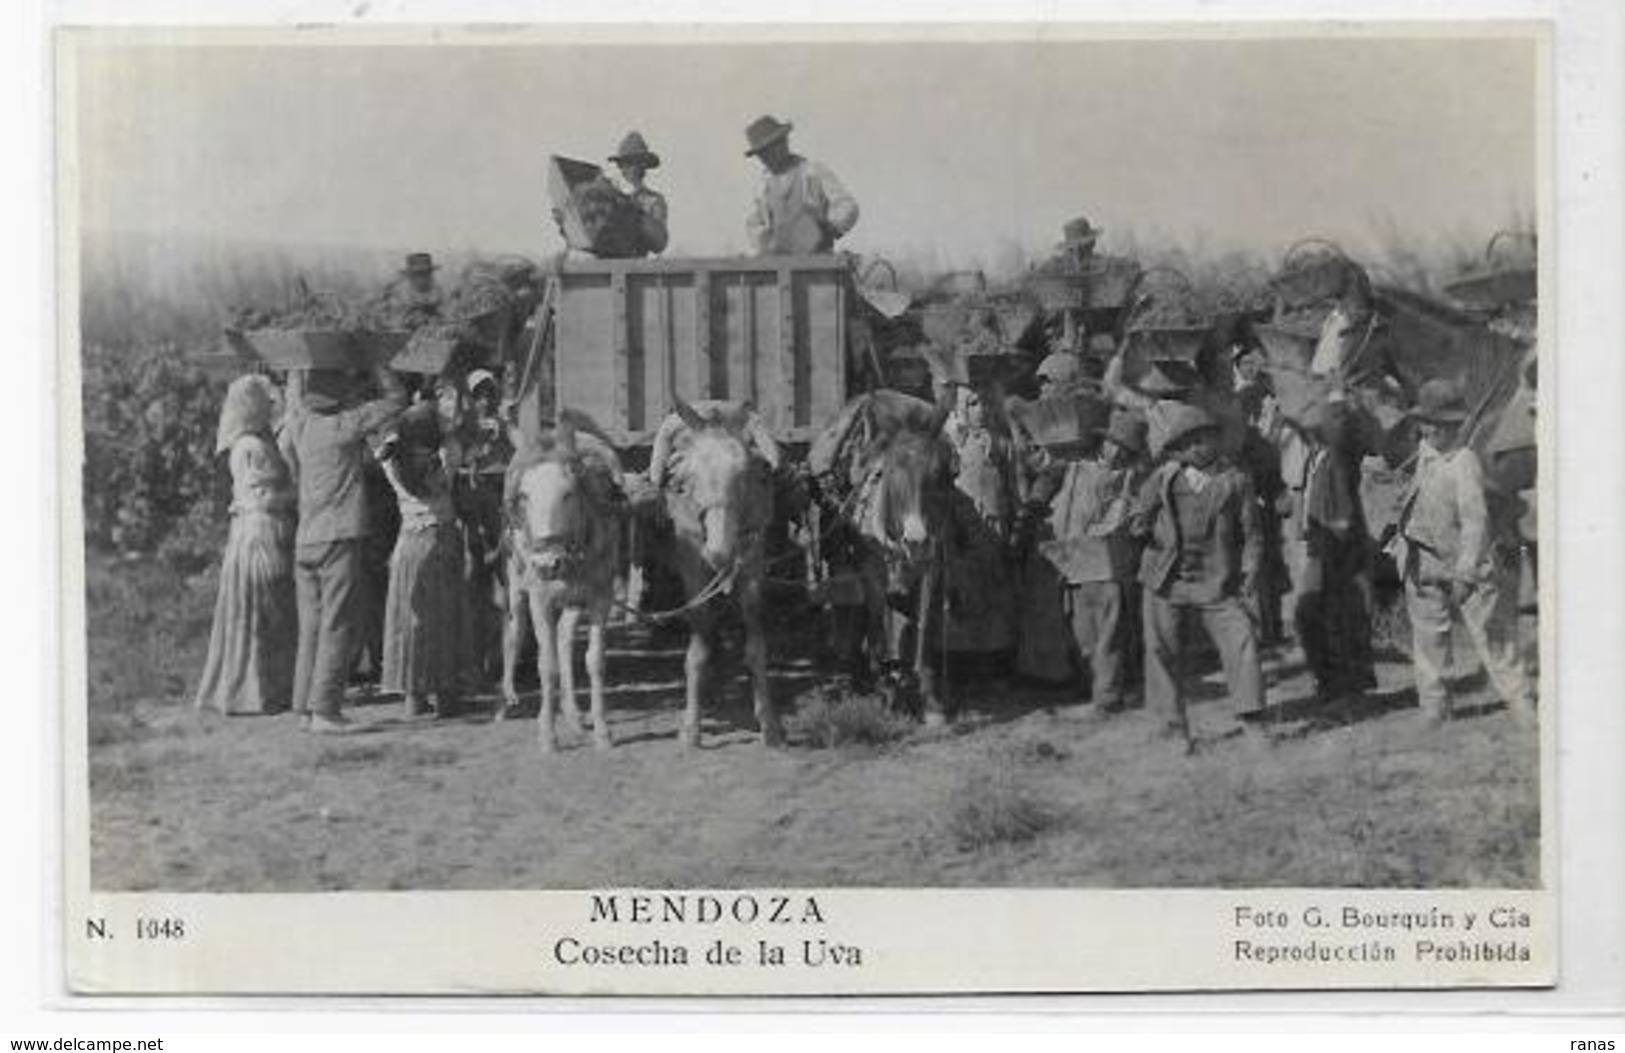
[216, 374, 276, 454]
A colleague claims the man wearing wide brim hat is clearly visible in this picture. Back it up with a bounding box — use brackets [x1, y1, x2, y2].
[1060, 216, 1103, 252]
[401, 252, 439, 278]
[1131, 401, 1266, 751]
[743, 115, 860, 256]
[383, 252, 446, 327]
[1405, 377, 1473, 424]
[1028, 408, 1150, 713]
[609, 130, 661, 170]
[1389, 378, 1534, 726]
[1101, 347, 1246, 460]
[608, 131, 669, 256]
[1038, 215, 1104, 283]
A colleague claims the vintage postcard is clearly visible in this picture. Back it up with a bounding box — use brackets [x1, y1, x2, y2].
[57, 21, 1555, 996]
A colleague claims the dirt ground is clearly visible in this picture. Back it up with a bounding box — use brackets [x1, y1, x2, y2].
[85, 558, 1541, 892]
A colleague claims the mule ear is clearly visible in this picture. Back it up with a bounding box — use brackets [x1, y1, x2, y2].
[672, 398, 705, 431]
[554, 412, 577, 454]
[928, 402, 953, 436]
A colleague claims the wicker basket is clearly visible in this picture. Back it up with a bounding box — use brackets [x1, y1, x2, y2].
[1124, 323, 1209, 365]
[1083, 256, 1142, 310]
[1443, 267, 1536, 310]
[392, 329, 464, 376]
[1008, 390, 1111, 449]
[1252, 321, 1319, 372]
[1026, 273, 1089, 312]
[1026, 256, 1142, 312]
[965, 351, 1026, 391]
[990, 295, 1042, 345]
[917, 301, 984, 350]
[1270, 241, 1356, 308]
[547, 155, 646, 257]
[240, 328, 409, 371]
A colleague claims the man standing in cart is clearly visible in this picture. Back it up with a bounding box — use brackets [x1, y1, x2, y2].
[609, 131, 670, 256]
[743, 115, 860, 255]
[383, 252, 446, 328]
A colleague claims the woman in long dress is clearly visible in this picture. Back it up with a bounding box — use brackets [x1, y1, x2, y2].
[195, 374, 297, 715]
[942, 385, 1021, 667]
[380, 403, 471, 720]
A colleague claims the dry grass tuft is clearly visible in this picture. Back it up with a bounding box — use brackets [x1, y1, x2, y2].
[787, 685, 914, 750]
[946, 771, 1063, 852]
[312, 743, 394, 772]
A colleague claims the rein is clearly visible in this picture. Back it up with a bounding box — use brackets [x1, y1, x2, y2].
[610, 558, 742, 625]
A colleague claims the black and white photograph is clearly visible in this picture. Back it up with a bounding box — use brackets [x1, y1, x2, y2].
[57, 21, 1558, 994]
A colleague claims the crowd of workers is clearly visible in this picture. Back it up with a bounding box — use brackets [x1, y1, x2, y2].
[188, 113, 1537, 748]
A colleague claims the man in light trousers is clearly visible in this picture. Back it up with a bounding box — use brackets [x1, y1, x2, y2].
[1389, 380, 1534, 726]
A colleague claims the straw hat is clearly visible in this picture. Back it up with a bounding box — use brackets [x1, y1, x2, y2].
[1408, 379, 1470, 424]
[744, 115, 793, 156]
[1097, 412, 1149, 458]
[609, 131, 661, 170]
[1136, 359, 1199, 398]
[1160, 404, 1221, 452]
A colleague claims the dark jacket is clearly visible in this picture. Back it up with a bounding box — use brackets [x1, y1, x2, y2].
[1132, 460, 1261, 603]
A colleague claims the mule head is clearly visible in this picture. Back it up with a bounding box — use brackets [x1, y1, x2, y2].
[515, 451, 586, 578]
[671, 400, 769, 569]
[877, 427, 952, 559]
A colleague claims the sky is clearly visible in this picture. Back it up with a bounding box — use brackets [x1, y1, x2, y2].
[67, 30, 1539, 270]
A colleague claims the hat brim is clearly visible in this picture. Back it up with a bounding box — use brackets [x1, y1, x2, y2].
[1042, 437, 1096, 457]
[1095, 428, 1146, 456]
[611, 152, 661, 170]
[1139, 377, 1194, 397]
[744, 125, 792, 156]
[1163, 423, 1221, 451]
[401, 265, 439, 275]
[1409, 407, 1470, 424]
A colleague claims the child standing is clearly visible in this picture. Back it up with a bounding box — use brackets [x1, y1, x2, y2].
[1038, 412, 1150, 716]
[942, 386, 1021, 666]
[1131, 404, 1266, 751]
[1389, 380, 1534, 726]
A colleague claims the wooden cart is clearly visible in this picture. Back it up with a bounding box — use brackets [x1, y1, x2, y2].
[517, 254, 854, 447]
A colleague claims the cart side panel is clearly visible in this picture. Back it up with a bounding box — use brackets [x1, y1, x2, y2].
[625, 272, 697, 434]
[710, 270, 782, 420]
[799, 268, 847, 439]
[550, 255, 852, 446]
[553, 272, 620, 438]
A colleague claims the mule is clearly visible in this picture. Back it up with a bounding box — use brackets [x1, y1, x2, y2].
[653, 400, 782, 748]
[501, 414, 624, 753]
[807, 391, 956, 724]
